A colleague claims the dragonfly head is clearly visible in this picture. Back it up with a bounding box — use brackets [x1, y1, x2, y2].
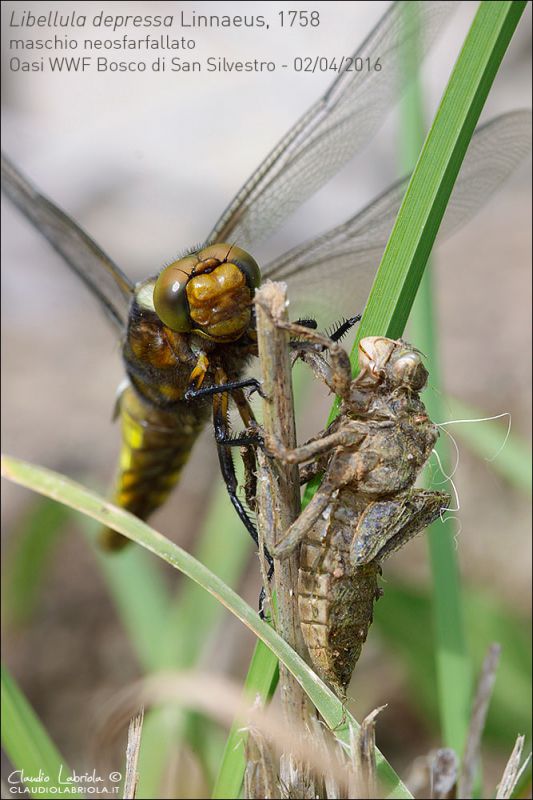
[357, 337, 428, 392]
[153, 243, 261, 342]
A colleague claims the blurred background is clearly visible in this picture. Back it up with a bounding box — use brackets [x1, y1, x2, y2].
[1, 1, 531, 797]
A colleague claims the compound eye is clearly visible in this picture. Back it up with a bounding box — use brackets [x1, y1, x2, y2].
[153, 261, 195, 332]
[199, 244, 261, 289]
[393, 353, 427, 390]
[232, 247, 261, 289]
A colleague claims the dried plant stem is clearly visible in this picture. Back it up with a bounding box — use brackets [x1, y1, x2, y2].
[254, 281, 314, 795]
[458, 642, 501, 799]
[244, 696, 280, 800]
[123, 708, 144, 799]
[430, 749, 458, 799]
[254, 282, 309, 703]
[350, 706, 386, 799]
[496, 735, 530, 799]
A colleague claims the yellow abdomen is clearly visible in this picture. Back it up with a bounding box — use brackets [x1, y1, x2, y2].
[99, 384, 208, 550]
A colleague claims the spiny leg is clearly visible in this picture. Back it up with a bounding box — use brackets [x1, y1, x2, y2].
[232, 387, 259, 513]
[287, 316, 359, 395]
[232, 387, 276, 615]
[212, 395, 276, 618]
[235, 423, 276, 619]
[328, 314, 361, 342]
[211, 371, 274, 616]
[212, 386, 264, 449]
[293, 317, 318, 329]
[288, 314, 359, 335]
[288, 314, 359, 346]
[212, 376, 259, 547]
[216, 416, 350, 461]
[241, 445, 258, 513]
[185, 376, 263, 402]
[281, 320, 353, 399]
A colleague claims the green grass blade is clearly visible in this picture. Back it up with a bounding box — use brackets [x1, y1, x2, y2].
[57, 471, 254, 795]
[2, 496, 174, 673]
[91, 474, 253, 674]
[443, 395, 532, 495]
[425, 506, 471, 752]
[2, 498, 70, 626]
[400, 0, 470, 758]
[1, 665, 72, 798]
[93, 531, 173, 672]
[1, 454, 412, 799]
[69, 476, 252, 793]
[351, 0, 527, 349]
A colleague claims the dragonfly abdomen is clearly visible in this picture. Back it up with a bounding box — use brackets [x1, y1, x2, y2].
[298, 492, 380, 696]
[99, 384, 209, 550]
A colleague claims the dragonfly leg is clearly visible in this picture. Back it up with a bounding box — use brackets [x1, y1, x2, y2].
[212, 386, 258, 545]
[185, 376, 264, 402]
[232, 388, 260, 512]
[241, 444, 258, 513]
[211, 371, 274, 615]
[328, 314, 361, 342]
[218, 424, 327, 486]
[217, 431, 263, 447]
[265, 422, 363, 465]
[283, 320, 352, 399]
[189, 353, 210, 388]
[214, 385, 265, 448]
[288, 314, 359, 354]
[272, 479, 337, 560]
[229, 383, 277, 616]
[293, 317, 318, 329]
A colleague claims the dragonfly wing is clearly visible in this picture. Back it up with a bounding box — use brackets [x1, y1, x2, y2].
[262, 111, 532, 328]
[1, 153, 133, 331]
[207, 1, 455, 250]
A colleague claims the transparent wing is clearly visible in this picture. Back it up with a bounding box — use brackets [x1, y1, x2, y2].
[1, 153, 133, 331]
[207, 0, 455, 250]
[262, 111, 532, 327]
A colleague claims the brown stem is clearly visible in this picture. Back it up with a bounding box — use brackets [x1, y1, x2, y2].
[254, 281, 315, 797]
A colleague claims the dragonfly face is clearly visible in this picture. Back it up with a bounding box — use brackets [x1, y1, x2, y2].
[2, 1, 530, 553]
[153, 244, 260, 342]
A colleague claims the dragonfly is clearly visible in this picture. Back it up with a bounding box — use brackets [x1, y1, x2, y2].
[2, 1, 531, 555]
